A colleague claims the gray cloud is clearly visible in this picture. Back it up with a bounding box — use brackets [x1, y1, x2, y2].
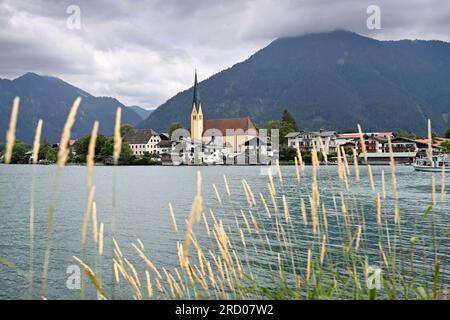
[1, 0, 450, 108]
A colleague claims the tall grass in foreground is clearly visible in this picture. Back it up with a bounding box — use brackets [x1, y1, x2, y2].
[0, 98, 448, 300]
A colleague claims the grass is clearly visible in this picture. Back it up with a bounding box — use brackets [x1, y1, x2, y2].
[0, 96, 449, 300]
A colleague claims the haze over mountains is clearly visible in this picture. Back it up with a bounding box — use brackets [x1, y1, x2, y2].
[0, 73, 143, 143]
[141, 30, 450, 135]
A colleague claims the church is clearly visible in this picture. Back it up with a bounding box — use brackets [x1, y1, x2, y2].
[189, 72, 257, 153]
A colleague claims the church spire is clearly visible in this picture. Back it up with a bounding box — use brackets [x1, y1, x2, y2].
[193, 69, 201, 109]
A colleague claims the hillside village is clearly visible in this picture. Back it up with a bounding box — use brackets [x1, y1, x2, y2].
[2, 72, 450, 166]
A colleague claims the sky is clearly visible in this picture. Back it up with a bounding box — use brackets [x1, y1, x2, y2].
[1, 0, 450, 109]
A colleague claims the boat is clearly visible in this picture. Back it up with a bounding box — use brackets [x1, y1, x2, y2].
[413, 154, 450, 172]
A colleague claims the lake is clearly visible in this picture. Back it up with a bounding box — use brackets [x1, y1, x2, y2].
[0, 164, 448, 299]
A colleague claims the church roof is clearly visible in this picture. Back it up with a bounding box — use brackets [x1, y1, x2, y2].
[203, 117, 257, 136]
[123, 128, 159, 144]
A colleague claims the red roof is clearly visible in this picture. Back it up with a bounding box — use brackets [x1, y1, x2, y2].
[203, 117, 257, 136]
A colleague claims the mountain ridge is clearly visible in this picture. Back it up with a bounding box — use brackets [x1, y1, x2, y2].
[140, 30, 450, 135]
[0, 73, 143, 143]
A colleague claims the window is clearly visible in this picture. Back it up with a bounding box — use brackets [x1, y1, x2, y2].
[193, 115, 196, 120]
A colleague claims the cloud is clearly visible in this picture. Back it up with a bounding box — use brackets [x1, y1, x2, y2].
[1, 0, 450, 108]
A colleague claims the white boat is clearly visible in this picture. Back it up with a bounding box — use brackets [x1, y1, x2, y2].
[413, 154, 450, 172]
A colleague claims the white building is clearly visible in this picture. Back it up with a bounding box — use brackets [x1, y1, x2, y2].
[286, 130, 337, 154]
[123, 129, 163, 157]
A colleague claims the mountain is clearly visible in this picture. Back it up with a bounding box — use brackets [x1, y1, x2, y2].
[129, 106, 153, 119]
[0, 73, 142, 143]
[140, 30, 450, 135]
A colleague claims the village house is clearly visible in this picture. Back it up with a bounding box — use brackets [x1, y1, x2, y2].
[286, 130, 337, 154]
[336, 132, 393, 146]
[123, 129, 169, 157]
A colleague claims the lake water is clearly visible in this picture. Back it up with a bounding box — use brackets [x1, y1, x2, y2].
[0, 164, 449, 299]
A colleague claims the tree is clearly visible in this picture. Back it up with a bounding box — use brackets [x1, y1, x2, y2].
[73, 133, 107, 163]
[442, 140, 450, 153]
[99, 136, 134, 164]
[133, 152, 159, 165]
[168, 122, 183, 138]
[38, 139, 57, 163]
[444, 128, 450, 139]
[342, 128, 358, 133]
[121, 124, 135, 137]
[8, 141, 30, 164]
[281, 109, 299, 131]
[395, 130, 419, 140]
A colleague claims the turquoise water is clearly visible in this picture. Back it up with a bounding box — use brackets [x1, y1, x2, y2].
[0, 164, 448, 299]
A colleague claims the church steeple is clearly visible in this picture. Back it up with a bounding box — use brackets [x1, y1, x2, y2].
[193, 70, 201, 109]
[190, 70, 203, 141]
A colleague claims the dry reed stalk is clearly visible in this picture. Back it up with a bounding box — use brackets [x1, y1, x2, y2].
[301, 198, 308, 226]
[4, 97, 20, 164]
[98, 223, 104, 256]
[295, 144, 305, 171]
[223, 175, 231, 197]
[341, 146, 350, 176]
[379, 243, 389, 267]
[212, 184, 222, 205]
[132, 243, 162, 279]
[441, 164, 446, 200]
[357, 124, 368, 163]
[376, 194, 382, 226]
[241, 180, 253, 207]
[319, 137, 328, 164]
[81, 186, 96, 246]
[320, 235, 326, 264]
[282, 194, 290, 223]
[275, 159, 283, 183]
[113, 261, 120, 283]
[427, 119, 433, 161]
[32, 119, 43, 164]
[277, 253, 283, 278]
[201, 211, 211, 237]
[352, 148, 360, 181]
[381, 170, 386, 199]
[232, 250, 244, 279]
[387, 136, 400, 225]
[239, 228, 247, 248]
[240, 209, 252, 234]
[86, 121, 99, 188]
[355, 226, 362, 250]
[92, 202, 98, 243]
[57, 97, 81, 168]
[168, 203, 178, 232]
[73, 256, 106, 299]
[310, 196, 319, 235]
[368, 165, 375, 193]
[124, 257, 142, 288]
[182, 171, 203, 267]
[259, 193, 271, 218]
[337, 146, 344, 180]
[306, 249, 312, 282]
[145, 270, 153, 298]
[294, 157, 300, 183]
[248, 209, 260, 234]
[28, 118, 43, 298]
[321, 203, 328, 236]
[209, 209, 218, 227]
[244, 180, 256, 205]
[431, 175, 436, 206]
[113, 107, 122, 165]
[137, 239, 145, 251]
